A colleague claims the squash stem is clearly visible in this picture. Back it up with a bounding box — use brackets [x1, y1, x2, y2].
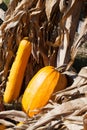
[55, 64, 67, 73]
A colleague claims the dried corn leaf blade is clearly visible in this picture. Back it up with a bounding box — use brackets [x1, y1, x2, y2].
[57, 0, 83, 67]
[0, 110, 28, 121]
[28, 97, 87, 130]
[0, 72, 86, 129]
[0, 110, 30, 129]
[0, 119, 15, 127]
[45, 0, 58, 21]
[0, 68, 86, 129]
[63, 122, 83, 130]
[0, 0, 87, 130]
[66, 18, 87, 70]
[54, 67, 87, 103]
[0, 0, 84, 79]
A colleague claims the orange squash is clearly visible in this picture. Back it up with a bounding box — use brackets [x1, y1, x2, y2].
[22, 66, 67, 117]
[3, 38, 31, 103]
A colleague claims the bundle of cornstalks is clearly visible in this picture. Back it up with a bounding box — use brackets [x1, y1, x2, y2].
[0, 0, 87, 130]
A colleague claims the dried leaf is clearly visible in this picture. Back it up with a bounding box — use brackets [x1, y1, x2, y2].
[0, 1, 87, 130]
[28, 97, 87, 130]
[45, 0, 58, 21]
[0, 110, 28, 122]
[83, 113, 87, 130]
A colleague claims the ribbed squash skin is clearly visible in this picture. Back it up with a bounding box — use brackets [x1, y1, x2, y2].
[22, 66, 67, 117]
[3, 39, 31, 103]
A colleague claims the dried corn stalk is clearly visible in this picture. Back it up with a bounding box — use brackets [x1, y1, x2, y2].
[0, 0, 87, 130]
[0, 0, 84, 80]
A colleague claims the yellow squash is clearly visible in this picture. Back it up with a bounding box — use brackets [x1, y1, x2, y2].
[3, 38, 31, 103]
[22, 66, 67, 117]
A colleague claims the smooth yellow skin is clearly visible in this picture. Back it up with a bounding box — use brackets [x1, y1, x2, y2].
[22, 66, 67, 117]
[3, 39, 31, 103]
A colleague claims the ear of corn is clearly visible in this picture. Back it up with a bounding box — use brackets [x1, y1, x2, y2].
[3, 39, 31, 103]
[22, 66, 67, 117]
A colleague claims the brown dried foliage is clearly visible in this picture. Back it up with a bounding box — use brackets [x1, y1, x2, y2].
[0, 0, 87, 129]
